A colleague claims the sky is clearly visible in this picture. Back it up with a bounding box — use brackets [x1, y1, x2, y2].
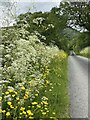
[0, 0, 61, 27]
[16, 2, 60, 14]
[1, 0, 88, 27]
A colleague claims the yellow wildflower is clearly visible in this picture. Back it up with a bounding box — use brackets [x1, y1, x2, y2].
[28, 106, 30, 108]
[32, 106, 34, 108]
[37, 105, 41, 108]
[16, 97, 19, 100]
[29, 117, 34, 119]
[20, 113, 22, 115]
[24, 94, 28, 99]
[45, 108, 48, 110]
[35, 94, 38, 96]
[25, 91, 29, 94]
[15, 106, 17, 109]
[50, 117, 53, 119]
[18, 102, 20, 104]
[43, 96, 48, 100]
[14, 91, 17, 95]
[21, 86, 25, 90]
[44, 105, 47, 107]
[41, 102, 43, 105]
[42, 112, 46, 115]
[40, 110, 43, 112]
[32, 102, 37, 105]
[6, 112, 10, 117]
[27, 110, 33, 116]
[2, 110, 6, 113]
[47, 110, 49, 113]
[20, 107, 25, 111]
[5, 91, 9, 95]
[10, 105, 14, 109]
[14, 106, 17, 110]
[0, 97, 2, 100]
[52, 112, 56, 115]
[12, 94, 15, 97]
[7, 101, 12, 106]
[42, 101, 48, 105]
[23, 111, 26, 115]
[46, 80, 49, 84]
[8, 89, 13, 93]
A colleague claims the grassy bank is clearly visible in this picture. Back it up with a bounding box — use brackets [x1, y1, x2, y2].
[80, 47, 90, 58]
[1, 22, 69, 119]
[45, 52, 70, 118]
[0, 29, 69, 120]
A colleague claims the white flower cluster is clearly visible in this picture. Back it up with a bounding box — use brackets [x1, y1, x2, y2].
[1, 27, 59, 93]
[34, 31, 46, 41]
[48, 24, 54, 28]
[45, 24, 54, 31]
[33, 17, 45, 25]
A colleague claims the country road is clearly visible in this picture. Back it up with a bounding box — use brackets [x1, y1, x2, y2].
[68, 55, 89, 118]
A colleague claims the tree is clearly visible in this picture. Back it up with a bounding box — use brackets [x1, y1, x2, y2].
[59, 1, 90, 51]
[60, 1, 90, 33]
[1, 0, 17, 27]
[16, 8, 68, 50]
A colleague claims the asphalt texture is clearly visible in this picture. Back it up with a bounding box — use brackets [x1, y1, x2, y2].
[68, 55, 89, 119]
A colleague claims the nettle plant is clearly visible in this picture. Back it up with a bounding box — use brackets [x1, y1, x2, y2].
[1, 24, 59, 118]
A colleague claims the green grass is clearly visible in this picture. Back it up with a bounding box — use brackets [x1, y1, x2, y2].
[45, 56, 70, 118]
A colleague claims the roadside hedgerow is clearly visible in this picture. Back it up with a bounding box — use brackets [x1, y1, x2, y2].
[80, 46, 90, 58]
[0, 26, 60, 119]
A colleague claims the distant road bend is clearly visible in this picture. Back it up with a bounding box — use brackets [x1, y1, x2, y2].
[68, 55, 89, 118]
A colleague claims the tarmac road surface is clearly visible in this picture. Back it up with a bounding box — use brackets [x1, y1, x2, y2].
[68, 55, 89, 118]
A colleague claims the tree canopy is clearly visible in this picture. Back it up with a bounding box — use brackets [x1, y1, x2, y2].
[60, 1, 90, 32]
[4, 1, 90, 53]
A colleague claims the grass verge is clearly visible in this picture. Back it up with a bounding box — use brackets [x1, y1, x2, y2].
[80, 46, 90, 58]
[45, 55, 70, 118]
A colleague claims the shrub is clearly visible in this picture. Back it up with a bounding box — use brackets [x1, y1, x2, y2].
[80, 46, 90, 58]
